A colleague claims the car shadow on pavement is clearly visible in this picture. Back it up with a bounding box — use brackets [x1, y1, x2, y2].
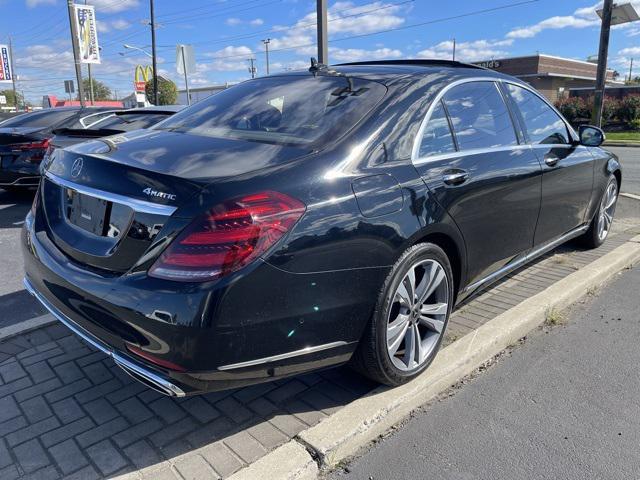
[0, 188, 35, 229]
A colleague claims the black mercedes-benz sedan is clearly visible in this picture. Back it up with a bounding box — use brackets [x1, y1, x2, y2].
[23, 60, 621, 396]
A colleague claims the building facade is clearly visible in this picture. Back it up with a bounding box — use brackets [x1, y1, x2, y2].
[474, 54, 621, 102]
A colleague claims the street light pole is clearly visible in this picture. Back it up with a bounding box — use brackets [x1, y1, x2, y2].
[316, 0, 328, 64]
[248, 57, 256, 78]
[592, 0, 613, 127]
[67, 0, 86, 107]
[262, 39, 271, 75]
[149, 0, 159, 105]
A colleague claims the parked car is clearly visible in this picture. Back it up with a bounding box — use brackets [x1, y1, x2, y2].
[23, 60, 621, 396]
[0, 106, 117, 190]
[47, 105, 184, 153]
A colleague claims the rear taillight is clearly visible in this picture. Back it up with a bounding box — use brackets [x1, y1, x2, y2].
[149, 191, 305, 282]
[9, 138, 51, 163]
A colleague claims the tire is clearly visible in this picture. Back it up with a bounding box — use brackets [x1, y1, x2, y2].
[580, 174, 618, 249]
[352, 242, 454, 386]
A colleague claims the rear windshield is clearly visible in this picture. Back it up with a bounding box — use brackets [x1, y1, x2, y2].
[92, 113, 172, 131]
[155, 75, 386, 146]
[1, 109, 78, 128]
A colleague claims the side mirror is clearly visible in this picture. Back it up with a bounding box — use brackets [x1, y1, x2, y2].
[579, 125, 605, 147]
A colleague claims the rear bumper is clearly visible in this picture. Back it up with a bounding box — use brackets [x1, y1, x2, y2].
[24, 277, 186, 397]
[22, 210, 384, 394]
[0, 155, 41, 186]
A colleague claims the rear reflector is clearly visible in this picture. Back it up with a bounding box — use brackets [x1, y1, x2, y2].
[149, 191, 305, 282]
[125, 343, 187, 372]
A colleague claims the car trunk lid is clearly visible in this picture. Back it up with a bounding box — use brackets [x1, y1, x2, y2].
[38, 129, 312, 273]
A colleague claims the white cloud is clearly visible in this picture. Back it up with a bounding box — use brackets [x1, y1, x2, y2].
[111, 19, 131, 30]
[26, 0, 55, 7]
[330, 47, 402, 62]
[87, 0, 140, 13]
[418, 39, 513, 62]
[619, 46, 640, 56]
[226, 18, 242, 26]
[506, 3, 601, 39]
[204, 45, 254, 72]
[250, 18, 264, 26]
[283, 1, 405, 35]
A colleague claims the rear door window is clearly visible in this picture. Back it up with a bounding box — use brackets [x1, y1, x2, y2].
[443, 81, 518, 150]
[504, 83, 570, 145]
[418, 100, 456, 157]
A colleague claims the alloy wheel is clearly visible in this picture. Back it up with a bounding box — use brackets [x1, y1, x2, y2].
[386, 259, 449, 371]
[597, 181, 618, 241]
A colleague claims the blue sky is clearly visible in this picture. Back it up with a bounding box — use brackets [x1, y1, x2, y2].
[1, 0, 639, 104]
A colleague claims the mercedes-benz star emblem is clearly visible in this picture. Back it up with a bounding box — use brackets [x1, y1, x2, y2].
[71, 158, 83, 178]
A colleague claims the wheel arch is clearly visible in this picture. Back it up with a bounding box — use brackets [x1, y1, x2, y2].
[606, 156, 622, 190]
[408, 226, 466, 301]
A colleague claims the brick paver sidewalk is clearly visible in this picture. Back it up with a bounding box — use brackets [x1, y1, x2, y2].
[0, 229, 636, 479]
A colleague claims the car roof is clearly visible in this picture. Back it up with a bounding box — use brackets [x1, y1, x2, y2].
[270, 59, 514, 87]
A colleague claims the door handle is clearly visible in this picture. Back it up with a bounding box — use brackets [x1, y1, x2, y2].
[442, 169, 469, 186]
[544, 154, 560, 167]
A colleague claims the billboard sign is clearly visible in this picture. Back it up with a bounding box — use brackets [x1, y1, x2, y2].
[74, 4, 101, 64]
[0, 44, 13, 83]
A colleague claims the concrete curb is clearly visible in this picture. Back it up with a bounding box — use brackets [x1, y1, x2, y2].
[227, 441, 318, 480]
[621, 192, 640, 202]
[0, 313, 55, 342]
[295, 236, 640, 473]
[604, 142, 640, 148]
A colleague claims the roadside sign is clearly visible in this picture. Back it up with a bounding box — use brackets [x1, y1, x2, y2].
[0, 95, 6, 105]
[73, 4, 101, 64]
[176, 45, 196, 75]
[134, 81, 146, 93]
[64, 80, 75, 94]
[0, 44, 13, 83]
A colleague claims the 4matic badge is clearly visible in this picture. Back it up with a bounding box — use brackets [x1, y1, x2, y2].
[142, 187, 177, 201]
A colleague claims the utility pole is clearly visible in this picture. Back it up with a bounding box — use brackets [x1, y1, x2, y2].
[629, 58, 634, 83]
[248, 57, 256, 78]
[592, 0, 613, 127]
[8, 37, 18, 111]
[452, 38, 456, 61]
[262, 39, 271, 75]
[85, 0, 94, 105]
[67, 0, 86, 106]
[150, 0, 159, 104]
[180, 44, 191, 106]
[316, 0, 328, 64]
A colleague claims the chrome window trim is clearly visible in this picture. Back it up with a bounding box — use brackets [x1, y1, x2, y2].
[411, 77, 579, 166]
[44, 171, 177, 216]
[217, 341, 351, 371]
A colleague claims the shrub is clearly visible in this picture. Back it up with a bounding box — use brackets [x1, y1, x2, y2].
[555, 96, 587, 124]
[617, 95, 640, 125]
[630, 118, 640, 131]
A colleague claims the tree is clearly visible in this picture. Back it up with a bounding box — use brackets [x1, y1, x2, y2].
[80, 78, 112, 101]
[0, 89, 24, 108]
[145, 76, 177, 105]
